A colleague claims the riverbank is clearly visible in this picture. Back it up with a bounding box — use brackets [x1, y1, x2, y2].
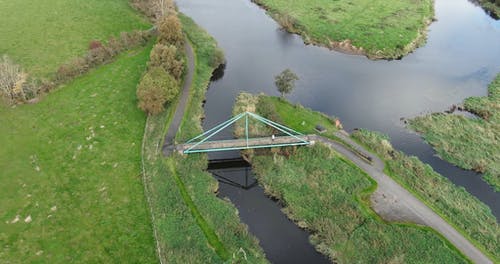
[233, 93, 480, 263]
[474, 0, 500, 18]
[409, 74, 499, 191]
[141, 14, 268, 263]
[251, 0, 434, 59]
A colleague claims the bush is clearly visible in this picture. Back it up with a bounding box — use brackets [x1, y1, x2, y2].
[137, 67, 179, 115]
[148, 43, 184, 80]
[56, 57, 91, 82]
[257, 96, 282, 123]
[274, 12, 300, 33]
[209, 48, 225, 68]
[106, 37, 124, 57]
[0, 55, 29, 104]
[89, 40, 104, 50]
[130, 0, 175, 20]
[158, 15, 184, 46]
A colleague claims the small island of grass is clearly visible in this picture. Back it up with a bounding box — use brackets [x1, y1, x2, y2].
[409, 74, 499, 191]
[252, 0, 434, 59]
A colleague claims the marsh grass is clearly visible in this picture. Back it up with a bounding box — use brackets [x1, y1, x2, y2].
[352, 129, 499, 261]
[409, 74, 499, 190]
[250, 144, 468, 263]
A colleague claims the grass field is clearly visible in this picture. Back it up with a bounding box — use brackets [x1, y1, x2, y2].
[0, 45, 157, 262]
[141, 14, 268, 263]
[352, 129, 499, 261]
[0, 0, 149, 77]
[409, 74, 499, 191]
[236, 93, 469, 262]
[252, 0, 434, 59]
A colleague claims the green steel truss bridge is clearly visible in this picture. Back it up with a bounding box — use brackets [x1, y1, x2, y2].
[177, 112, 312, 154]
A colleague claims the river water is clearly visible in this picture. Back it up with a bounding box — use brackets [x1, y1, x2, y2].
[178, 0, 500, 262]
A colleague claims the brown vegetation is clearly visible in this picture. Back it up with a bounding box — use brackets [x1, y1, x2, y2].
[148, 44, 184, 80]
[130, 0, 175, 21]
[0, 55, 38, 104]
[158, 15, 184, 46]
[137, 66, 179, 114]
[55, 30, 152, 83]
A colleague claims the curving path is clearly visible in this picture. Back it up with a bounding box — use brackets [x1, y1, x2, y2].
[162, 40, 195, 156]
[310, 133, 492, 264]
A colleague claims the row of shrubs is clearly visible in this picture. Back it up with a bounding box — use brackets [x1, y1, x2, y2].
[0, 30, 153, 105]
[136, 13, 185, 115]
[56, 30, 153, 83]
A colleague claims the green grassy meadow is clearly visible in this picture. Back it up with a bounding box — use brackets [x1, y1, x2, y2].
[0, 0, 149, 77]
[0, 45, 157, 262]
[140, 15, 268, 263]
[352, 129, 499, 261]
[252, 0, 434, 59]
[409, 74, 499, 191]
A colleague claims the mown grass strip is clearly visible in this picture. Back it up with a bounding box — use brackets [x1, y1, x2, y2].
[165, 158, 230, 260]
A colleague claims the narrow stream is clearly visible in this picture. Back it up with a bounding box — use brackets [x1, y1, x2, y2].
[208, 157, 331, 264]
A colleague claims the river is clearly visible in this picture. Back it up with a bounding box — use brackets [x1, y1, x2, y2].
[178, 0, 500, 262]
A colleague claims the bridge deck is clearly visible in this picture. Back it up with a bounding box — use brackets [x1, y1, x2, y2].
[177, 135, 314, 153]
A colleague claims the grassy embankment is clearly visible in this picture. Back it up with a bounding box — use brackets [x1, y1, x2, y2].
[252, 0, 434, 59]
[352, 129, 499, 261]
[0, 0, 149, 78]
[409, 74, 499, 191]
[475, 0, 500, 18]
[0, 45, 157, 262]
[141, 14, 268, 263]
[234, 93, 468, 263]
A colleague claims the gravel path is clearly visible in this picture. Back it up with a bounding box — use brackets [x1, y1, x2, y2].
[162, 40, 195, 156]
[310, 133, 492, 264]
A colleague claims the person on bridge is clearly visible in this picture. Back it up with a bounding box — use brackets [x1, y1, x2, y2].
[272, 134, 275, 141]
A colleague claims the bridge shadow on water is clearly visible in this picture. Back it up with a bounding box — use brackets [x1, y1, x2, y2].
[207, 152, 331, 264]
